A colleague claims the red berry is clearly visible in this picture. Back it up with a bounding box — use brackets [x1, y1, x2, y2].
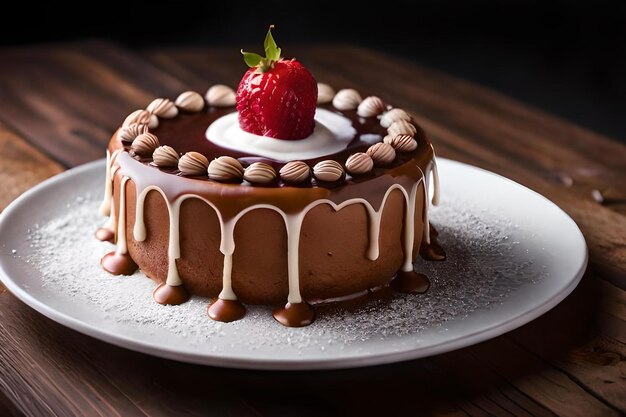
[236, 59, 317, 140]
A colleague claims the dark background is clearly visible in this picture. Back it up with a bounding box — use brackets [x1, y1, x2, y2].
[3, 1, 625, 143]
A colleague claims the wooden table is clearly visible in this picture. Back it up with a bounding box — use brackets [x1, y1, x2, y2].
[0, 41, 624, 417]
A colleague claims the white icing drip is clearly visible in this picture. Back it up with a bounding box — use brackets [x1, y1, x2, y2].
[364, 204, 381, 261]
[166, 255, 181, 287]
[285, 215, 304, 304]
[111, 165, 120, 179]
[102, 164, 122, 237]
[402, 181, 419, 271]
[127, 173, 429, 304]
[359, 133, 383, 145]
[417, 166, 431, 245]
[133, 186, 168, 242]
[165, 197, 184, 286]
[219, 219, 236, 256]
[216, 219, 237, 300]
[219, 254, 236, 301]
[132, 186, 186, 286]
[115, 177, 130, 254]
[206, 109, 357, 162]
[431, 149, 441, 206]
[99, 150, 111, 216]
[261, 184, 415, 303]
[103, 196, 116, 232]
[99, 150, 122, 235]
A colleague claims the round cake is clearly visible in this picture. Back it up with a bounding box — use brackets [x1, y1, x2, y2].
[96, 28, 445, 327]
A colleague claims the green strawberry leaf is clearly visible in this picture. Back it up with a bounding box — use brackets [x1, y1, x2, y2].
[241, 51, 263, 68]
[242, 25, 282, 72]
[264, 25, 281, 62]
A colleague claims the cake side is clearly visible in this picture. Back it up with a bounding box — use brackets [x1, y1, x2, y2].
[106, 148, 430, 305]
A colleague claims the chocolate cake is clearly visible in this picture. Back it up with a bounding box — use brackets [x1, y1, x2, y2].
[96, 28, 444, 327]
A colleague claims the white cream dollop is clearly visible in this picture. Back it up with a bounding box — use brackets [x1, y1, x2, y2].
[153, 145, 179, 167]
[118, 123, 147, 143]
[131, 133, 160, 156]
[123, 109, 159, 129]
[366, 142, 396, 166]
[380, 108, 411, 128]
[206, 108, 357, 162]
[313, 160, 344, 182]
[147, 98, 178, 119]
[175, 91, 205, 112]
[384, 134, 417, 152]
[317, 83, 336, 104]
[332, 88, 362, 111]
[206, 85, 236, 107]
[357, 96, 386, 118]
[208, 156, 244, 182]
[244, 162, 277, 184]
[345, 152, 374, 175]
[388, 120, 417, 137]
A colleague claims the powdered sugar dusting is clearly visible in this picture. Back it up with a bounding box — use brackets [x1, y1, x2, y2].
[26, 191, 546, 356]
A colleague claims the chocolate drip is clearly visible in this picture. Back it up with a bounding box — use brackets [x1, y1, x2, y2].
[95, 227, 114, 243]
[420, 224, 446, 261]
[391, 270, 430, 294]
[153, 283, 190, 305]
[272, 302, 316, 327]
[208, 298, 246, 322]
[420, 242, 446, 261]
[100, 251, 138, 276]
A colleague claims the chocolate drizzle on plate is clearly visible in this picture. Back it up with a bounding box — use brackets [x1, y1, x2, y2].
[207, 298, 247, 323]
[100, 251, 138, 276]
[273, 302, 316, 327]
[95, 227, 114, 243]
[153, 283, 190, 305]
[391, 270, 431, 294]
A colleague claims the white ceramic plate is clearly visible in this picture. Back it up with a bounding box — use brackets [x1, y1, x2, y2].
[0, 158, 587, 370]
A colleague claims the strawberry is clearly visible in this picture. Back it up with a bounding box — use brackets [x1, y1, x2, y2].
[236, 26, 317, 140]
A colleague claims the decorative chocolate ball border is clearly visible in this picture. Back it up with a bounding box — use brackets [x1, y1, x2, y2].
[119, 84, 420, 186]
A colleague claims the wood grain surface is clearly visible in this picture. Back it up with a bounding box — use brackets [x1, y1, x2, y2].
[0, 41, 624, 417]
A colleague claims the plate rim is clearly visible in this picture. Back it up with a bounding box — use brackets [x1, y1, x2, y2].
[0, 158, 588, 370]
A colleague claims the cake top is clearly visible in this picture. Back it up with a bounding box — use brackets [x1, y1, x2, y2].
[112, 27, 431, 188]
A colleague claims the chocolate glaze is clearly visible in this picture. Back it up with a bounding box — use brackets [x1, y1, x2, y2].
[110, 105, 433, 221]
[117, 150, 423, 221]
[95, 227, 115, 243]
[101, 251, 138, 276]
[208, 298, 246, 322]
[391, 270, 431, 294]
[110, 104, 434, 216]
[273, 302, 316, 327]
[153, 283, 190, 305]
